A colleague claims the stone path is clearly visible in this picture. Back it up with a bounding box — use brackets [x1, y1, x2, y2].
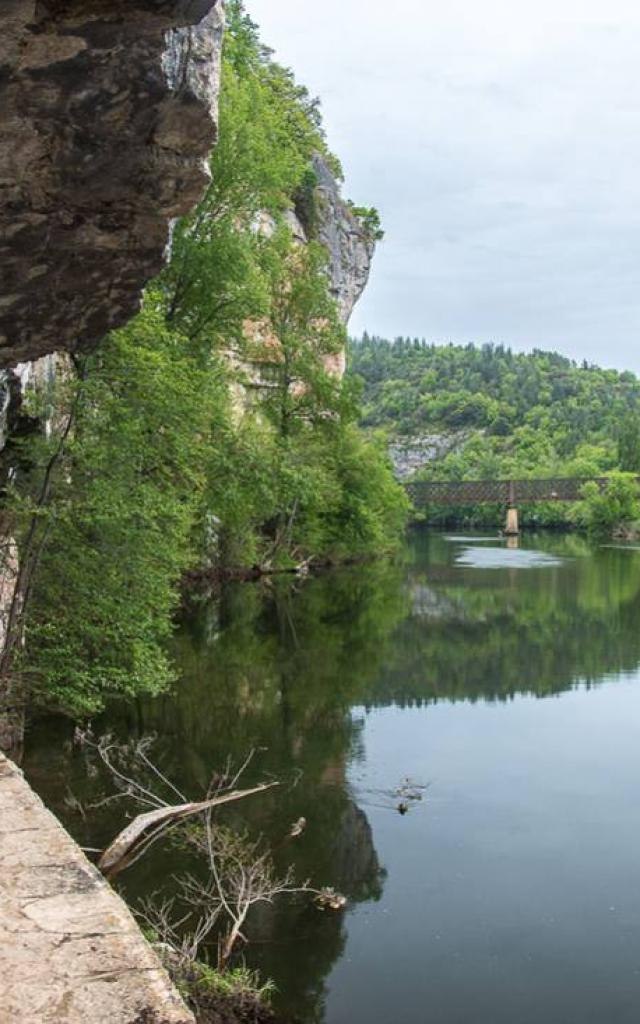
[0, 753, 194, 1024]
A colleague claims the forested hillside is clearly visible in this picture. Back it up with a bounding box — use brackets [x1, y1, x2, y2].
[350, 335, 640, 481]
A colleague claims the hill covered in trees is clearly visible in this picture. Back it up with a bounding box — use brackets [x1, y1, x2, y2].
[349, 335, 640, 483]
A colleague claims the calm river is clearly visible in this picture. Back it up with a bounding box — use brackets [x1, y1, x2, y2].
[23, 532, 640, 1023]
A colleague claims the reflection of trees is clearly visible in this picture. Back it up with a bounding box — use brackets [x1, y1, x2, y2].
[132, 568, 398, 1020]
[25, 563, 402, 1022]
[128, 560, 410, 789]
[372, 534, 640, 706]
[22, 534, 640, 1022]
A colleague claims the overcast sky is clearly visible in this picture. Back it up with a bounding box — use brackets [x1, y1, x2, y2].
[248, 0, 640, 371]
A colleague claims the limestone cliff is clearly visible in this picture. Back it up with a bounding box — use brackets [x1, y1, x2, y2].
[260, 155, 376, 335]
[242, 159, 376, 385]
[308, 153, 375, 327]
[0, 0, 224, 368]
[388, 432, 470, 481]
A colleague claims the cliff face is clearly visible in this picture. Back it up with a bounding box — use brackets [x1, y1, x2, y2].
[243, 160, 376, 384]
[260, 156, 375, 335]
[0, 0, 224, 368]
[388, 432, 470, 481]
[309, 154, 375, 327]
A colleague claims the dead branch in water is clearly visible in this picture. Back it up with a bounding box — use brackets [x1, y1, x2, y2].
[78, 734, 278, 879]
[80, 734, 343, 975]
[98, 782, 278, 878]
[185, 811, 309, 971]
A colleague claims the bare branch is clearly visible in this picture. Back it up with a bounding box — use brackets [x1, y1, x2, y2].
[98, 782, 278, 878]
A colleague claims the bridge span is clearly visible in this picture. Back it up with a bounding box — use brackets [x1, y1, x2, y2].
[406, 477, 622, 535]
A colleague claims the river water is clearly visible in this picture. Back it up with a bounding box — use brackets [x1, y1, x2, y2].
[23, 532, 640, 1024]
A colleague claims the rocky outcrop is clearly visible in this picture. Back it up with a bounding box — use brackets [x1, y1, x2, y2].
[0, 0, 224, 368]
[249, 163, 376, 381]
[389, 432, 470, 481]
[309, 154, 375, 326]
[261, 158, 375, 335]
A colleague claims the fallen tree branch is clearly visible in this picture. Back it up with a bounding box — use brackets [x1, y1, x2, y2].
[98, 781, 279, 878]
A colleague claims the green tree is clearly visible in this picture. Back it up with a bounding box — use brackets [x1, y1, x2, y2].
[14, 306, 220, 715]
[574, 473, 640, 536]
[1, 0, 405, 720]
[255, 229, 346, 440]
[349, 335, 640, 527]
[618, 413, 640, 472]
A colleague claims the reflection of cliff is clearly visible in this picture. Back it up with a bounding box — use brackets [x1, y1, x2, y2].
[24, 730, 383, 1024]
[410, 583, 469, 621]
[331, 800, 384, 904]
[246, 795, 383, 1024]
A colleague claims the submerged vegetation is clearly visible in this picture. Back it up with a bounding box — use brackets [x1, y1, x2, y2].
[1, 2, 405, 720]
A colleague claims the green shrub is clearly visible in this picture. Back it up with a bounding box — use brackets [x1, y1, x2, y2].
[574, 473, 640, 535]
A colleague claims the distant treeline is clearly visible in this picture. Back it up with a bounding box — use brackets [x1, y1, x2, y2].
[348, 335, 640, 480]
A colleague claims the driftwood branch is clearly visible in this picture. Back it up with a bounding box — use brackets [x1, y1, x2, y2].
[98, 782, 278, 878]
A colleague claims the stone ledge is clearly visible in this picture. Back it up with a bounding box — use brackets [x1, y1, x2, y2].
[0, 753, 195, 1024]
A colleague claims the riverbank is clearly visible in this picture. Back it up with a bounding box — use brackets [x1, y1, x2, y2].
[183, 551, 385, 590]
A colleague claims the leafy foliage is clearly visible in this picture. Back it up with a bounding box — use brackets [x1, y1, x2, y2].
[574, 474, 640, 535]
[14, 311, 220, 715]
[347, 204, 385, 242]
[618, 412, 640, 473]
[254, 230, 346, 438]
[351, 336, 640, 446]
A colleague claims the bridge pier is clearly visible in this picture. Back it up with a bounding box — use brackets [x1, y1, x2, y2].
[505, 507, 519, 536]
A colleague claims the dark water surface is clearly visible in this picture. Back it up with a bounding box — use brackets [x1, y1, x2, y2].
[24, 532, 640, 1024]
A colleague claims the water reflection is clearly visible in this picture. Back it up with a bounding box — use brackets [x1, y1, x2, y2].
[23, 532, 640, 1023]
[454, 544, 564, 568]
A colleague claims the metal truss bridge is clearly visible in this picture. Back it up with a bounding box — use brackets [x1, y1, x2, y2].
[406, 477, 613, 507]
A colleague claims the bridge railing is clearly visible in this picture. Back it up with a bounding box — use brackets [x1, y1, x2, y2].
[406, 477, 614, 506]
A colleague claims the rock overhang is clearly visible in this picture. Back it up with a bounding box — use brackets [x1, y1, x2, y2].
[0, 0, 224, 367]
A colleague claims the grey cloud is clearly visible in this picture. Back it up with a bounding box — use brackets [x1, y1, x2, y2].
[248, 0, 640, 370]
